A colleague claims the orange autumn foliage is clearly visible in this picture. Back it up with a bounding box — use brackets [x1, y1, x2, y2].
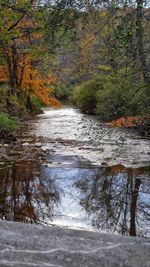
[0, 65, 8, 83]
[0, 9, 61, 108]
[0, 52, 60, 107]
[19, 54, 61, 107]
[106, 116, 145, 128]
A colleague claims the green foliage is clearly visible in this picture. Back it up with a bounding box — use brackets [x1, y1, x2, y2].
[71, 77, 103, 114]
[9, 94, 27, 116]
[0, 113, 19, 130]
[96, 75, 137, 121]
[71, 74, 150, 121]
[54, 83, 73, 100]
[31, 97, 43, 113]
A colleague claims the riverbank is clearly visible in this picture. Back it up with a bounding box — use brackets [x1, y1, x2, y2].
[0, 135, 53, 162]
[0, 220, 150, 267]
[0, 103, 43, 162]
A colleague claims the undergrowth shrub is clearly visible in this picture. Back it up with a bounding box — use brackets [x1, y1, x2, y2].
[71, 74, 149, 121]
[55, 82, 73, 100]
[0, 113, 19, 130]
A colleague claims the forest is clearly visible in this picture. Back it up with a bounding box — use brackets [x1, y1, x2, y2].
[0, 0, 149, 135]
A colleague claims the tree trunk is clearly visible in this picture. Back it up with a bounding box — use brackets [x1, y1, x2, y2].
[136, 0, 150, 84]
[130, 178, 141, 236]
[26, 96, 33, 111]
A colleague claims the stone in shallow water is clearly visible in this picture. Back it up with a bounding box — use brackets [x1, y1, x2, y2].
[101, 161, 108, 166]
[35, 142, 42, 147]
[22, 142, 30, 146]
[3, 144, 9, 147]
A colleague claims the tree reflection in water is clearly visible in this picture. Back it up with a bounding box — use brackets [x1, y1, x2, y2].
[75, 165, 150, 236]
[0, 160, 150, 237]
[0, 161, 60, 223]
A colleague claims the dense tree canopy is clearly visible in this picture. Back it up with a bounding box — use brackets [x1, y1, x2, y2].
[0, 0, 149, 123]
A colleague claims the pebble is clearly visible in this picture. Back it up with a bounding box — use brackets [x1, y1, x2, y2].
[35, 142, 42, 147]
[22, 142, 30, 146]
[101, 161, 108, 166]
[66, 258, 72, 263]
[3, 144, 8, 147]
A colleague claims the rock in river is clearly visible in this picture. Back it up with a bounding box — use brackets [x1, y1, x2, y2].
[0, 220, 149, 267]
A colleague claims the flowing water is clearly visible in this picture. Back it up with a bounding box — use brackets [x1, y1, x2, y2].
[0, 107, 150, 236]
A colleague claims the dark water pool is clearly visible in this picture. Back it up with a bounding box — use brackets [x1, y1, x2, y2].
[0, 158, 150, 237]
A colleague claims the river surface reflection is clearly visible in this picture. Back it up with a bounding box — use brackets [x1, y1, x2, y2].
[1, 107, 150, 236]
[0, 159, 150, 237]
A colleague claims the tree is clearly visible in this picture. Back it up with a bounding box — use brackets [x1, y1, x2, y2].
[135, 0, 150, 84]
[0, 0, 60, 109]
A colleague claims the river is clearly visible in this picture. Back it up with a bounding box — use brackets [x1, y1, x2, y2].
[0, 107, 150, 236]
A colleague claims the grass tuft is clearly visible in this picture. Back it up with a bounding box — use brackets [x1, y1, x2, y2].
[0, 113, 19, 130]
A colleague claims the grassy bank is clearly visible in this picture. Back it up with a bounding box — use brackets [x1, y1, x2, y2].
[0, 113, 20, 141]
[0, 113, 19, 130]
[0, 89, 43, 141]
